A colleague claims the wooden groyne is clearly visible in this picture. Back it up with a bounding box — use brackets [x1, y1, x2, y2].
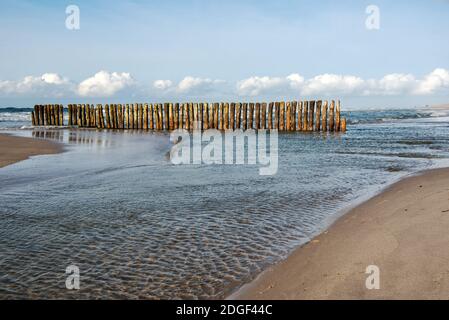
[31, 100, 347, 132]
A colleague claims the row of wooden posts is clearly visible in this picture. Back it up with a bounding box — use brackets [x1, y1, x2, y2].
[31, 105, 64, 126]
[32, 100, 347, 132]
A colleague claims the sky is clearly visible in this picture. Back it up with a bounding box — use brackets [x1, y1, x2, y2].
[0, 0, 449, 108]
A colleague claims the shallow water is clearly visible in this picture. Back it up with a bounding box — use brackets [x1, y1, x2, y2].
[1, 108, 449, 299]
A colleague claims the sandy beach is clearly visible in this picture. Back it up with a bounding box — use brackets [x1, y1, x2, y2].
[233, 168, 449, 299]
[0, 133, 62, 168]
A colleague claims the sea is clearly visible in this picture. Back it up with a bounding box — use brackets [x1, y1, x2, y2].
[1, 106, 449, 299]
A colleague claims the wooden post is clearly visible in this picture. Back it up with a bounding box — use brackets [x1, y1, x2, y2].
[105, 104, 110, 129]
[59, 105, 64, 126]
[143, 103, 148, 130]
[200, 102, 209, 130]
[234, 102, 241, 129]
[217, 103, 222, 130]
[273, 102, 279, 129]
[168, 103, 173, 130]
[291, 101, 297, 131]
[186, 103, 192, 130]
[248, 103, 254, 129]
[308, 101, 314, 131]
[260, 102, 267, 130]
[51, 105, 56, 125]
[40, 105, 44, 125]
[208, 103, 214, 129]
[193, 103, 199, 130]
[182, 103, 186, 130]
[286, 102, 291, 131]
[340, 117, 346, 132]
[85, 104, 91, 127]
[279, 102, 285, 131]
[302, 101, 308, 131]
[242, 103, 248, 130]
[156, 104, 162, 130]
[33, 105, 39, 126]
[230, 103, 235, 130]
[55, 105, 60, 126]
[314, 101, 321, 131]
[255, 103, 260, 129]
[148, 103, 154, 130]
[321, 101, 328, 132]
[173, 103, 179, 129]
[297, 101, 303, 131]
[268, 102, 273, 130]
[177, 103, 183, 129]
[335, 100, 341, 131]
[224, 102, 229, 130]
[329, 100, 335, 132]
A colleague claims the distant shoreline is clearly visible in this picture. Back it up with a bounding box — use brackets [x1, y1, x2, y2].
[0, 133, 62, 168]
[231, 167, 449, 299]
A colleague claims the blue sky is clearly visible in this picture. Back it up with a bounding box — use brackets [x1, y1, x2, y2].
[1, 0, 449, 108]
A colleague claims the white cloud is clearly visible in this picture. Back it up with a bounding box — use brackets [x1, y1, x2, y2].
[176, 76, 224, 93]
[414, 68, 449, 95]
[302, 74, 365, 96]
[0, 73, 71, 97]
[77, 71, 134, 97]
[1, 68, 448, 99]
[153, 79, 173, 90]
[236, 69, 449, 97]
[237, 76, 286, 96]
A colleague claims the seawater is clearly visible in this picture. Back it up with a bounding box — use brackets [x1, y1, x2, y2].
[1, 108, 449, 299]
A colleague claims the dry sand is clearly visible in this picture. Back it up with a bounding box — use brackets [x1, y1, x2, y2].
[0, 133, 62, 168]
[233, 168, 449, 299]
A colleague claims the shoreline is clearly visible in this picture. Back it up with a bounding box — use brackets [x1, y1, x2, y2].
[231, 167, 449, 299]
[0, 133, 63, 168]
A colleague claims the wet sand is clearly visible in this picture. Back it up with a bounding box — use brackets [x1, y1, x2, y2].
[233, 168, 449, 299]
[0, 133, 62, 168]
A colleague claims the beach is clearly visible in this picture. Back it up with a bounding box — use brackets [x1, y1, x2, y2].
[233, 167, 449, 299]
[0, 133, 62, 168]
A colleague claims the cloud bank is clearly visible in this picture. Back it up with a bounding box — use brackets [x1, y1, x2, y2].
[1, 69, 448, 99]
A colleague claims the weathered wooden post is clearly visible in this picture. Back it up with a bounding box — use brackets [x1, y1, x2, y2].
[274, 102, 279, 129]
[178, 103, 184, 129]
[158, 103, 163, 130]
[143, 103, 148, 130]
[248, 103, 254, 129]
[329, 100, 335, 132]
[242, 103, 248, 130]
[315, 101, 322, 132]
[286, 102, 291, 131]
[321, 101, 328, 132]
[148, 104, 153, 129]
[308, 101, 314, 131]
[105, 104, 111, 129]
[279, 101, 285, 131]
[202, 103, 208, 130]
[223, 103, 229, 130]
[261, 102, 267, 129]
[59, 105, 64, 126]
[255, 103, 260, 129]
[296, 101, 302, 131]
[268, 102, 273, 130]
[229, 103, 235, 130]
[234, 102, 240, 129]
[291, 101, 297, 131]
[340, 117, 347, 132]
[335, 100, 341, 131]
[39, 105, 43, 125]
[174, 103, 179, 129]
[168, 103, 173, 130]
[302, 101, 307, 131]
[55, 105, 60, 126]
